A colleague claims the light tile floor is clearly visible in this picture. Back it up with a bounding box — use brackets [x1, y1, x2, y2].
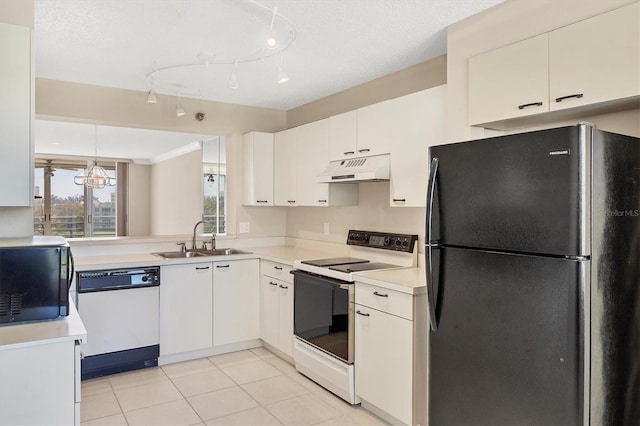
[81, 347, 389, 425]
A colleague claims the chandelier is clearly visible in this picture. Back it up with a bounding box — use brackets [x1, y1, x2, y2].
[74, 126, 116, 189]
[145, 0, 296, 114]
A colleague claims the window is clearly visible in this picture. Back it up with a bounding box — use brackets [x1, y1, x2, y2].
[202, 138, 226, 235]
[34, 159, 118, 237]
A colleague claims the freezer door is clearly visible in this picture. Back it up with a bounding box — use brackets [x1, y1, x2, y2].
[429, 125, 589, 256]
[429, 247, 587, 425]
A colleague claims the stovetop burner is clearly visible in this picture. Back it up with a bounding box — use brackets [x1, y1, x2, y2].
[300, 257, 368, 267]
[328, 262, 400, 273]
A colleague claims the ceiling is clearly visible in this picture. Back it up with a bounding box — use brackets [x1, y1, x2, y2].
[34, 0, 504, 160]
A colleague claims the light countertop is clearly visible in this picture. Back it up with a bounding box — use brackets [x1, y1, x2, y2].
[356, 266, 427, 295]
[0, 298, 87, 351]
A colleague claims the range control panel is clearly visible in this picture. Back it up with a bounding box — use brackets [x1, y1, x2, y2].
[346, 230, 418, 253]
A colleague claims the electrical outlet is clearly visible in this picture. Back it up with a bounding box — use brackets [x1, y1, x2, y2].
[323, 222, 330, 236]
[239, 222, 250, 233]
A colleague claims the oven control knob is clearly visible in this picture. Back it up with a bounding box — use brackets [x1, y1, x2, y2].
[349, 234, 355, 240]
[142, 275, 149, 282]
[394, 240, 401, 246]
[384, 238, 391, 246]
[402, 240, 409, 247]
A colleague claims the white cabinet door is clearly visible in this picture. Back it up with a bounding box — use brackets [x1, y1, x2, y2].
[329, 110, 358, 162]
[213, 259, 260, 346]
[277, 279, 294, 358]
[355, 99, 394, 158]
[296, 119, 330, 206]
[389, 85, 446, 207]
[0, 23, 32, 206]
[355, 305, 413, 425]
[274, 127, 298, 206]
[468, 34, 549, 126]
[243, 132, 274, 206]
[549, 2, 639, 111]
[160, 263, 213, 356]
[260, 274, 280, 348]
[0, 340, 75, 425]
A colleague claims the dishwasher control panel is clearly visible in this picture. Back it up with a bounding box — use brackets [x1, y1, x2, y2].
[77, 267, 160, 292]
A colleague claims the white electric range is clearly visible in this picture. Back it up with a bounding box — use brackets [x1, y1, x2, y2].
[291, 230, 419, 404]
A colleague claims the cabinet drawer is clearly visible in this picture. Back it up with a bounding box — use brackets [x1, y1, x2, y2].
[261, 260, 293, 283]
[355, 282, 413, 320]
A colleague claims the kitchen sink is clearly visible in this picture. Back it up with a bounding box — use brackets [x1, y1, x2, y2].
[152, 248, 251, 259]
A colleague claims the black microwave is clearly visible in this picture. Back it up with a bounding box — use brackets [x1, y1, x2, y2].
[0, 236, 73, 324]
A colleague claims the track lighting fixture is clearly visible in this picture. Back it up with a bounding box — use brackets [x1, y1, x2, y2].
[144, 0, 295, 109]
[277, 52, 289, 84]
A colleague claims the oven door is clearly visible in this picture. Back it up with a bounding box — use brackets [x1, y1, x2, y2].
[292, 270, 354, 364]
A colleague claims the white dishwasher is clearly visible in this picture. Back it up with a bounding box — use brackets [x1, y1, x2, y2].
[76, 267, 160, 380]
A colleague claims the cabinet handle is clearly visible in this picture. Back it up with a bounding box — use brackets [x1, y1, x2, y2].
[195, 266, 210, 270]
[358, 148, 370, 153]
[343, 151, 355, 156]
[517, 101, 543, 110]
[279, 284, 289, 289]
[555, 93, 584, 103]
[269, 281, 278, 286]
[256, 200, 268, 203]
[274, 266, 283, 271]
[392, 198, 406, 203]
[287, 200, 296, 204]
[216, 264, 230, 268]
[373, 291, 388, 298]
[356, 310, 370, 317]
[318, 199, 327, 203]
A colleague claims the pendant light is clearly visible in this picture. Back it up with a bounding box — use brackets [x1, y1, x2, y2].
[74, 126, 116, 189]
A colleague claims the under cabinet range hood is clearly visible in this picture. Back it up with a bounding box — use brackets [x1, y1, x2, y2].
[316, 154, 390, 183]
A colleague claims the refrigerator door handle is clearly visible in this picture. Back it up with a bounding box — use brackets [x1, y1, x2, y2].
[426, 157, 440, 331]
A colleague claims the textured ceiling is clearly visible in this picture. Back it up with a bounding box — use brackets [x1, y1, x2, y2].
[35, 0, 504, 112]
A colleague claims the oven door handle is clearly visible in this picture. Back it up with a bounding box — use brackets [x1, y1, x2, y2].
[290, 269, 352, 286]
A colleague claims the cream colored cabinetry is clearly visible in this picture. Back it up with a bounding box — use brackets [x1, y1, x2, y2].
[0, 23, 32, 206]
[469, 34, 549, 125]
[354, 282, 427, 426]
[213, 259, 260, 346]
[328, 102, 393, 162]
[469, 3, 639, 129]
[160, 263, 213, 356]
[0, 339, 80, 425]
[275, 121, 357, 207]
[548, 2, 639, 112]
[389, 85, 446, 207]
[274, 127, 298, 206]
[243, 132, 274, 206]
[260, 260, 294, 358]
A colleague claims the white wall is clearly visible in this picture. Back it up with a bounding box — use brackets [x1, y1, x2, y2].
[127, 162, 151, 236]
[150, 149, 203, 235]
[446, 0, 640, 142]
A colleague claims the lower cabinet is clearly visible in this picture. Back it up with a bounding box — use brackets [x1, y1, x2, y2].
[354, 282, 427, 426]
[0, 339, 80, 425]
[260, 260, 294, 358]
[213, 259, 260, 346]
[160, 262, 213, 356]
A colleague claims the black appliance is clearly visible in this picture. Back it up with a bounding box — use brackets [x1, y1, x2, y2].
[0, 236, 73, 324]
[426, 124, 639, 425]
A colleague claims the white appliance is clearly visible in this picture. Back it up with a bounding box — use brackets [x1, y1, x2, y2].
[292, 230, 418, 404]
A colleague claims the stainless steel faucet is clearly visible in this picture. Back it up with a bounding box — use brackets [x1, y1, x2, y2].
[192, 220, 205, 250]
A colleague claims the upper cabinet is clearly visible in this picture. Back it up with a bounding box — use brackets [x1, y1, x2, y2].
[274, 127, 298, 206]
[328, 105, 392, 162]
[469, 2, 639, 129]
[468, 34, 549, 125]
[274, 120, 357, 207]
[243, 132, 274, 206]
[389, 85, 446, 207]
[0, 23, 33, 206]
[548, 2, 639, 112]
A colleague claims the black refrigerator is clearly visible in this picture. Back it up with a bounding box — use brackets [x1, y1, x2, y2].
[425, 124, 639, 425]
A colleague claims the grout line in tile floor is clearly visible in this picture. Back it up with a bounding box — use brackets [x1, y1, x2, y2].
[80, 347, 389, 426]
